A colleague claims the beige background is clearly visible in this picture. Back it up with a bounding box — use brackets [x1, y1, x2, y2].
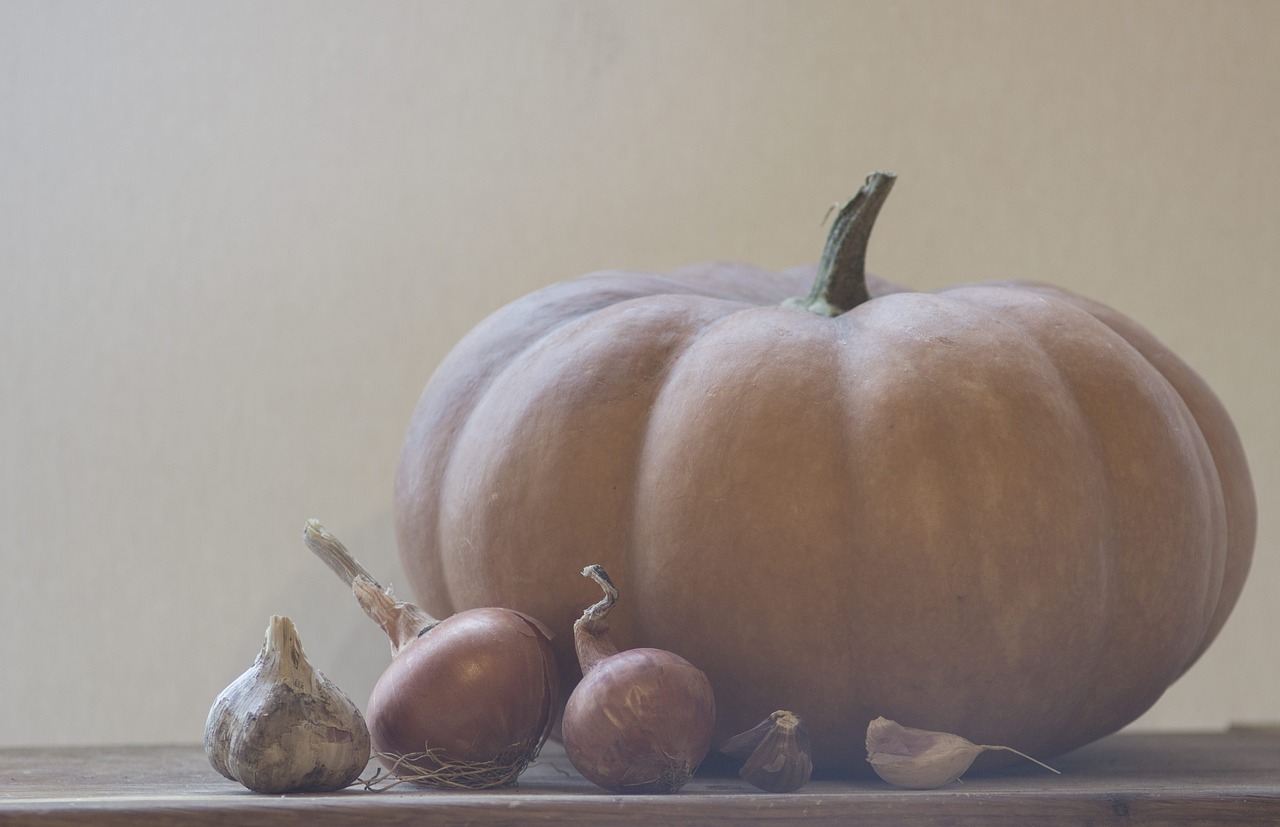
[2, 1, 1276, 748]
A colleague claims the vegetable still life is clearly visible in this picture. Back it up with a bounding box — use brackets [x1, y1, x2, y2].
[203, 171, 1254, 798]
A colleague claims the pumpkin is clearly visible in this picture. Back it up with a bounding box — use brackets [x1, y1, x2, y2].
[393, 173, 1255, 771]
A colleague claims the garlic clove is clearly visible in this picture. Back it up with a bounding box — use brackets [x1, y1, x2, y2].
[205, 615, 371, 794]
[865, 716, 1059, 789]
[721, 710, 813, 793]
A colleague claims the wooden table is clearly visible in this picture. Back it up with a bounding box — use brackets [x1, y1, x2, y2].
[3, 727, 1279, 825]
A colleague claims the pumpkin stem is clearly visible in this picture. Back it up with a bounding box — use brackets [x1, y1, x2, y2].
[784, 171, 896, 316]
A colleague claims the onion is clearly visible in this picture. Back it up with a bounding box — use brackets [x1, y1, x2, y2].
[303, 520, 558, 789]
[561, 564, 716, 793]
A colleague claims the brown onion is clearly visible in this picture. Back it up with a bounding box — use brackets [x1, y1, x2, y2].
[561, 564, 716, 793]
[304, 520, 558, 789]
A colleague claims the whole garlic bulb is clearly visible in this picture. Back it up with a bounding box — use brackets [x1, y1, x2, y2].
[205, 615, 371, 793]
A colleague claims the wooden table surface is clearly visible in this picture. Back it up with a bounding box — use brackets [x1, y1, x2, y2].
[3, 726, 1279, 826]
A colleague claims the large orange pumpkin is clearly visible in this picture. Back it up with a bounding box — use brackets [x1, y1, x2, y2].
[393, 174, 1255, 771]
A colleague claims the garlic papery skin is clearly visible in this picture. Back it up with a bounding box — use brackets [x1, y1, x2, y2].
[205, 615, 371, 794]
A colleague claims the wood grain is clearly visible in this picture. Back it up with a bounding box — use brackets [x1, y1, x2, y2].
[2, 729, 1278, 826]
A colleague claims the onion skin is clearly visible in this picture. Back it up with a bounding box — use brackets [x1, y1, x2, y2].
[366, 607, 559, 774]
[561, 564, 716, 793]
[563, 648, 716, 793]
[303, 520, 558, 788]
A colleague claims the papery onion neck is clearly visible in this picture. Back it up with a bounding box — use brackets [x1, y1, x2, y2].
[304, 519, 438, 655]
[304, 519, 379, 587]
[574, 564, 621, 674]
[352, 576, 438, 655]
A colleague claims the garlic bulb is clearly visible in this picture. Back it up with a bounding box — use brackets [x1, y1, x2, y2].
[865, 716, 1058, 789]
[205, 615, 371, 793]
[720, 710, 813, 793]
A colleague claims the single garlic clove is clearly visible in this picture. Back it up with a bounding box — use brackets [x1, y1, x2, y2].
[205, 615, 371, 794]
[865, 717, 982, 789]
[865, 716, 1059, 790]
[721, 710, 813, 793]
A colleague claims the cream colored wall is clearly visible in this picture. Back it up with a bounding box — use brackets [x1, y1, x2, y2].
[2, 1, 1276, 748]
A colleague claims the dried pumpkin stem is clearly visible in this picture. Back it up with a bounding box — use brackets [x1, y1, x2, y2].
[784, 171, 896, 316]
